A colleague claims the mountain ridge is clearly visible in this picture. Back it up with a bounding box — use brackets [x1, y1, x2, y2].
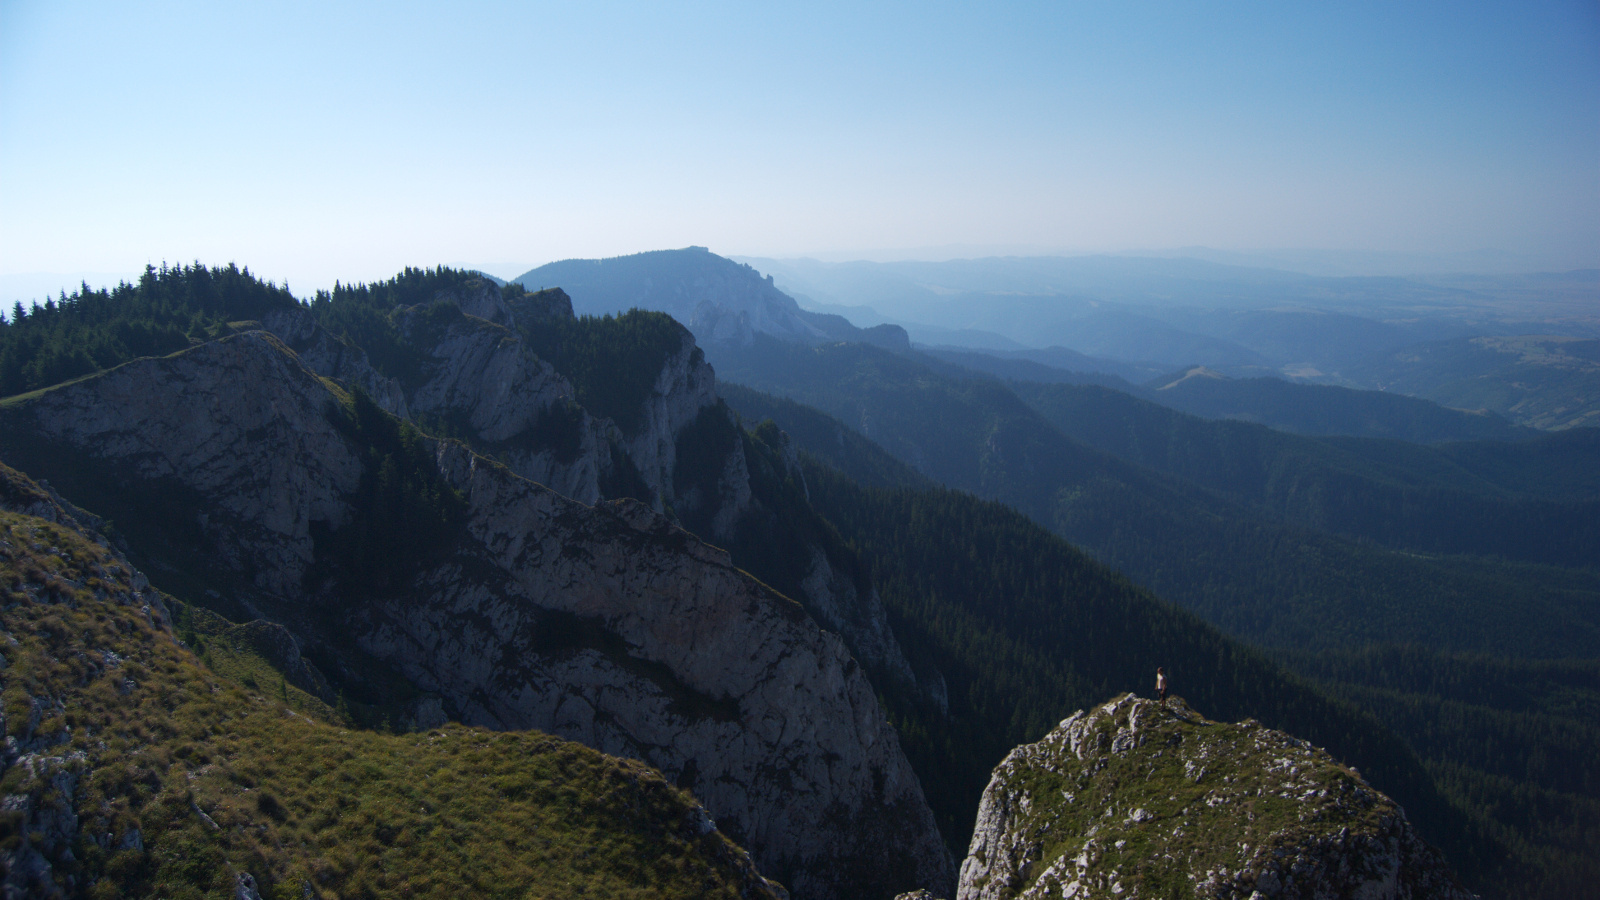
[0, 327, 955, 900]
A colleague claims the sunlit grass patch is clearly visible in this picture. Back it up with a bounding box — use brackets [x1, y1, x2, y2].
[0, 507, 777, 899]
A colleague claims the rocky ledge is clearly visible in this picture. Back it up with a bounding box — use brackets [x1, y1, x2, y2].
[957, 694, 1473, 900]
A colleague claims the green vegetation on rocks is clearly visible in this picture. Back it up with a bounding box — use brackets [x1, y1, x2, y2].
[0, 468, 783, 900]
[958, 694, 1473, 900]
[518, 309, 696, 434]
[310, 388, 468, 600]
[308, 267, 493, 391]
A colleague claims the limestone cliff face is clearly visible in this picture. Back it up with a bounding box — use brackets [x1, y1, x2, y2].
[957, 695, 1472, 900]
[360, 454, 949, 899]
[390, 302, 614, 505]
[262, 282, 714, 513]
[796, 546, 915, 691]
[267, 280, 922, 697]
[259, 306, 410, 418]
[392, 282, 722, 516]
[1, 332, 362, 603]
[622, 331, 723, 506]
[262, 293, 614, 506]
[0, 333, 955, 900]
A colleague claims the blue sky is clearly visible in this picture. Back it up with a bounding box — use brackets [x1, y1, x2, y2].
[2, 1, 1597, 298]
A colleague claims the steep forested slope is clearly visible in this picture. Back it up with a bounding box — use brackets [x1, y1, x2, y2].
[796, 463, 1492, 888]
[1279, 645, 1600, 899]
[719, 383, 933, 490]
[713, 338, 1600, 659]
[728, 382, 1599, 898]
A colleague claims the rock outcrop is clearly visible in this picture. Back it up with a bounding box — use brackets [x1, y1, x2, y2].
[0, 333, 955, 900]
[262, 292, 617, 506]
[1, 332, 362, 602]
[389, 301, 616, 505]
[264, 279, 926, 703]
[263, 278, 719, 513]
[259, 306, 411, 418]
[0, 460, 790, 900]
[623, 329, 723, 502]
[958, 694, 1473, 900]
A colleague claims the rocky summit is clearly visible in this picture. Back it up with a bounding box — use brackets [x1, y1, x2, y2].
[957, 694, 1473, 900]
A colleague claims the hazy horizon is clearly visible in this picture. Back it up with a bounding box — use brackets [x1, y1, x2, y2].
[7, 242, 1598, 310]
[3, 1, 1597, 300]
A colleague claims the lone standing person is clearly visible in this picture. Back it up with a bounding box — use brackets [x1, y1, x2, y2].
[1156, 667, 1168, 703]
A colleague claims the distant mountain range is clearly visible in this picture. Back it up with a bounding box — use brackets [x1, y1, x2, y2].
[515, 247, 1592, 436]
[924, 350, 1539, 444]
[732, 253, 1599, 429]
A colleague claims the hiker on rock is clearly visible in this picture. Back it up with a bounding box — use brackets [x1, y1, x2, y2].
[1156, 667, 1168, 703]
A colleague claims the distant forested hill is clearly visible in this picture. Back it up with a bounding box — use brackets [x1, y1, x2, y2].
[926, 346, 1539, 443]
[512, 247, 882, 347]
[1345, 335, 1600, 430]
[1009, 380, 1600, 567]
[919, 345, 1154, 388]
[713, 338, 1600, 659]
[719, 383, 932, 490]
[1139, 365, 1539, 442]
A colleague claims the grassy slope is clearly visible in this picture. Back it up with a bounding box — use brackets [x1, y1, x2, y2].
[0, 492, 777, 900]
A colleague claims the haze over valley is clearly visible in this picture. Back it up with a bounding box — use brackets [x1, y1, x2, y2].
[2, 2, 1596, 899]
